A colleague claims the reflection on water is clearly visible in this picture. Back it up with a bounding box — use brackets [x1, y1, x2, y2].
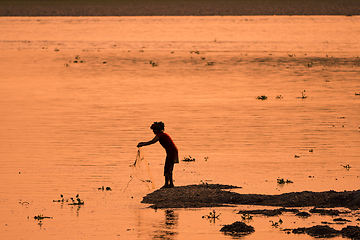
[0, 16, 359, 240]
[153, 210, 179, 239]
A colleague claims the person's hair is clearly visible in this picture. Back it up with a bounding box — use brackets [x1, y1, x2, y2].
[150, 121, 165, 131]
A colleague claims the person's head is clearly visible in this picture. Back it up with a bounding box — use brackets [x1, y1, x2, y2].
[150, 121, 165, 134]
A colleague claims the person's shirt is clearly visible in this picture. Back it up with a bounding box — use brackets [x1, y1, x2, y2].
[156, 132, 178, 154]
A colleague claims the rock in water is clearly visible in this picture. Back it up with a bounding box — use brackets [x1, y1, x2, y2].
[220, 221, 255, 236]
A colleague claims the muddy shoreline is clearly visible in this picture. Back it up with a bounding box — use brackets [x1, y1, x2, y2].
[141, 184, 360, 209]
[1, 0, 360, 16]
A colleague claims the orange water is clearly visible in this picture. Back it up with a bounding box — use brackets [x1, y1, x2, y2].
[0, 16, 359, 239]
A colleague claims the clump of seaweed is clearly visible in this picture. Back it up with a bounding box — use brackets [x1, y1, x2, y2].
[220, 221, 255, 237]
[53, 194, 65, 202]
[182, 156, 195, 162]
[270, 219, 283, 228]
[341, 164, 351, 170]
[256, 95, 267, 100]
[241, 213, 253, 221]
[69, 194, 84, 205]
[190, 50, 200, 54]
[277, 178, 293, 184]
[149, 61, 157, 67]
[53, 194, 84, 205]
[73, 55, 85, 63]
[296, 90, 307, 99]
[98, 186, 112, 191]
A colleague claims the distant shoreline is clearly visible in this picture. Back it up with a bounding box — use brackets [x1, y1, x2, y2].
[1, 0, 360, 16]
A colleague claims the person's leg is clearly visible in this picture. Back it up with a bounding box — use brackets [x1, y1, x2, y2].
[163, 161, 170, 188]
[169, 172, 174, 187]
[168, 161, 174, 187]
[165, 173, 170, 187]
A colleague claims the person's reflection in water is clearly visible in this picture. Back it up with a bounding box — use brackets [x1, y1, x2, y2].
[153, 210, 179, 239]
[165, 210, 178, 227]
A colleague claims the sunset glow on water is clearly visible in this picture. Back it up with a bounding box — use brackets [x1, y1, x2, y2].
[1, 16, 359, 239]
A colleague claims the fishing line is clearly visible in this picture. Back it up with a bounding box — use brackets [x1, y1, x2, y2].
[124, 148, 155, 192]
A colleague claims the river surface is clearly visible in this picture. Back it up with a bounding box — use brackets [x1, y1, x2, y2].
[1, 16, 360, 239]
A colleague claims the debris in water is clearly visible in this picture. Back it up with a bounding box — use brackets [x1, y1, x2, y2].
[296, 212, 311, 218]
[256, 95, 267, 100]
[34, 215, 52, 220]
[202, 210, 220, 223]
[182, 156, 195, 162]
[277, 178, 293, 184]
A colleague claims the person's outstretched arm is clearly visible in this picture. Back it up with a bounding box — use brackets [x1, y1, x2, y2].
[137, 136, 159, 147]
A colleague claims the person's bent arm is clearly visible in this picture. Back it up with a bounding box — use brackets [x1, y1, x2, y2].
[137, 136, 159, 147]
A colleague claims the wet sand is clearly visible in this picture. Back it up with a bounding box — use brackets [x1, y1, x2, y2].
[143, 184, 360, 238]
[142, 184, 360, 210]
[1, 0, 360, 16]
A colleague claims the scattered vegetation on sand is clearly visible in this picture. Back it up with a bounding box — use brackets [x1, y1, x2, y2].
[220, 221, 255, 237]
[182, 156, 195, 162]
[142, 184, 360, 209]
[256, 95, 267, 100]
